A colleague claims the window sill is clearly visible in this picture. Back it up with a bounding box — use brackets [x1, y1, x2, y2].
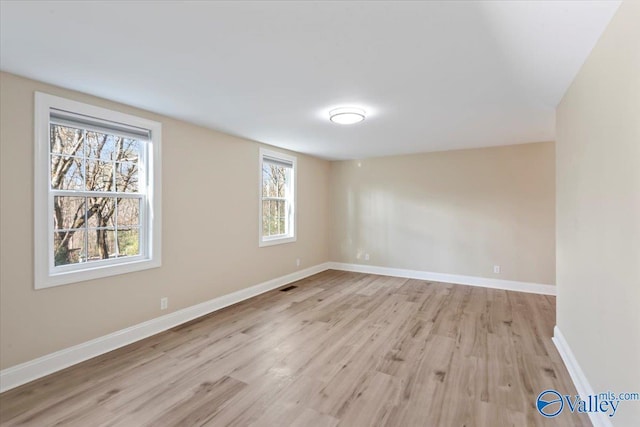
[259, 235, 297, 247]
[35, 257, 161, 290]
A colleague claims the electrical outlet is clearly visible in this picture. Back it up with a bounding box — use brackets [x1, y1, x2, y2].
[296, 258, 301, 267]
[493, 265, 501, 274]
[160, 297, 168, 310]
[364, 253, 370, 261]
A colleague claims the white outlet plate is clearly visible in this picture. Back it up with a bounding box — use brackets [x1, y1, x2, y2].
[364, 254, 370, 261]
[160, 297, 168, 310]
[493, 265, 501, 274]
[296, 258, 301, 267]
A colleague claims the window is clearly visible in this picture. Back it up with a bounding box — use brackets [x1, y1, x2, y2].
[259, 148, 296, 246]
[34, 92, 161, 289]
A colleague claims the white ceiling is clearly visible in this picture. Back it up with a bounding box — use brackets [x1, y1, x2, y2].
[0, 1, 620, 160]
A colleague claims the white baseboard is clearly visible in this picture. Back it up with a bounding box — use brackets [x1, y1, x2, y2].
[329, 262, 556, 295]
[552, 326, 609, 427]
[0, 262, 331, 393]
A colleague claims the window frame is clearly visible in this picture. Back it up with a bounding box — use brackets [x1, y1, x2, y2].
[258, 147, 297, 247]
[34, 92, 162, 289]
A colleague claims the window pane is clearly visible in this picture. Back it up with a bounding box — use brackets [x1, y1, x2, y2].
[87, 229, 115, 261]
[86, 160, 114, 191]
[118, 138, 140, 163]
[87, 197, 116, 228]
[117, 228, 140, 257]
[278, 168, 288, 198]
[262, 200, 270, 235]
[51, 155, 84, 190]
[270, 200, 278, 235]
[255, 198, 289, 237]
[117, 198, 140, 226]
[262, 165, 271, 198]
[264, 164, 287, 198]
[53, 196, 86, 230]
[269, 199, 276, 218]
[50, 124, 84, 157]
[54, 230, 86, 266]
[115, 162, 138, 193]
[86, 131, 117, 160]
[273, 165, 287, 198]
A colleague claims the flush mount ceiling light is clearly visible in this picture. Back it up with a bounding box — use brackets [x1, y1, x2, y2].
[329, 107, 366, 125]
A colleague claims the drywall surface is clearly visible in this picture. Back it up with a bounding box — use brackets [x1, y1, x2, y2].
[556, 1, 640, 425]
[330, 141, 555, 285]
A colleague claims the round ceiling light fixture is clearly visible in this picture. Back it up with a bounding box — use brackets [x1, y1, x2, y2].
[329, 107, 366, 125]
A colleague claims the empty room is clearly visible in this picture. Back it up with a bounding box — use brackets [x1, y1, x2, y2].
[0, 1, 638, 426]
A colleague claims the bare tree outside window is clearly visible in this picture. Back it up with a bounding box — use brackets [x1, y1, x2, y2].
[259, 149, 295, 246]
[262, 161, 292, 238]
[51, 125, 141, 266]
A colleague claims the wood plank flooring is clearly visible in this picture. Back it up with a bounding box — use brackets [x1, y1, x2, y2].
[0, 270, 589, 426]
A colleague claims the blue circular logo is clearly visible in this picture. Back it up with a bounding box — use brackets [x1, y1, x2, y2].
[537, 389, 564, 417]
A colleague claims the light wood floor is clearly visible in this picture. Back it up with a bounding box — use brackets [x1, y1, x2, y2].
[0, 270, 589, 426]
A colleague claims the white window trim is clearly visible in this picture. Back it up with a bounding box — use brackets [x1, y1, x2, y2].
[259, 147, 297, 247]
[34, 92, 162, 289]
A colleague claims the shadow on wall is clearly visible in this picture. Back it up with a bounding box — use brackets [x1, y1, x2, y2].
[332, 142, 556, 284]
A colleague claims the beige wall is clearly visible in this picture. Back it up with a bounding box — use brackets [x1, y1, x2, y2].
[0, 72, 331, 369]
[556, 1, 640, 426]
[330, 142, 556, 284]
